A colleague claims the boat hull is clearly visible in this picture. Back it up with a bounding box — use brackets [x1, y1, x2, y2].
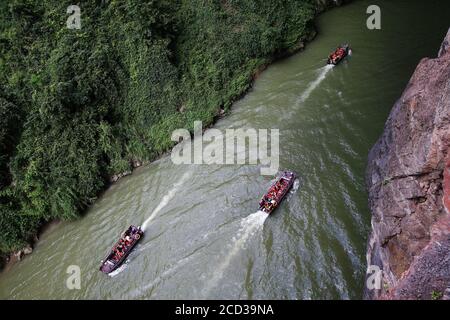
[99, 225, 144, 274]
[259, 171, 296, 214]
[327, 44, 350, 65]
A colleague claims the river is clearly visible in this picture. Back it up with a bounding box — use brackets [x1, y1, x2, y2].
[1, 0, 450, 299]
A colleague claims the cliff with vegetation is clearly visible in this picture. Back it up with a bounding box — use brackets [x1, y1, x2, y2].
[0, 0, 348, 264]
[365, 28, 450, 300]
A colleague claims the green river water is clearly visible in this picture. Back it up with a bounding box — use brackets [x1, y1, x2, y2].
[1, 0, 450, 299]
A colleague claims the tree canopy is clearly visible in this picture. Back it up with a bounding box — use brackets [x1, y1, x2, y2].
[0, 0, 318, 255]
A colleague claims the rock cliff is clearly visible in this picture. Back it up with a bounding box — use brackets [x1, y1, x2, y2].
[365, 28, 450, 300]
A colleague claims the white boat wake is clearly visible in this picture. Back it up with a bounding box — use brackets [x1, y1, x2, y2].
[141, 171, 192, 231]
[202, 210, 268, 297]
[297, 64, 334, 104]
[129, 211, 268, 298]
[108, 261, 128, 277]
[128, 252, 196, 299]
[291, 178, 300, 193]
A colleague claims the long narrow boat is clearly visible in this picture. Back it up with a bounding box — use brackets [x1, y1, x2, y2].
[327, 44, 351, 65]
[259, 171, 296, 214]
[99, 225, 144, 274]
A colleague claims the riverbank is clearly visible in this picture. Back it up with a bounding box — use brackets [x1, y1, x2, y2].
[365, 28, 450, 300]
[0, 0, 351, 270]
[0, 220, 62, 274]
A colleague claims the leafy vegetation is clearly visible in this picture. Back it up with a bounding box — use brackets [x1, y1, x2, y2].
[431, 290, 443, 300]
[0, 0, 320, 255]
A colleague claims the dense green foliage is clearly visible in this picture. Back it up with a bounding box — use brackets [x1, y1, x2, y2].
[0, 0, 318, 254]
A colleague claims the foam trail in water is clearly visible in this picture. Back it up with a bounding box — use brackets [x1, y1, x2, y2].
[141, 171, 192, 231]
[297, 64, 334, 104]
[108, 262, 128, 278]
[291, 179, 300, 193]
[129, 250, 200, 298]
[202, 211, 268, 297]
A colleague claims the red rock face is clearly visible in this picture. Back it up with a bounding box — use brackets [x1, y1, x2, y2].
[444, 156, 450, 214]
[365, 28, 450, 300]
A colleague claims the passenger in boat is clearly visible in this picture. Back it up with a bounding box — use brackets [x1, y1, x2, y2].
[112, 248, 120, 261]
[115, 244, 125, 258]
[116, 249, 123, 259]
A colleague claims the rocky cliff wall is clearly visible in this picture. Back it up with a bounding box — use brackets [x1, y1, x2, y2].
[365, 28, 450, 300]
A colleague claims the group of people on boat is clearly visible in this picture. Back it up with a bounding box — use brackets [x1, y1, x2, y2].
[112, 235, 133, 261]
[100, 226, 144, 273]
[329, 47, 346, 63]
[260, 178, 288, 212]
